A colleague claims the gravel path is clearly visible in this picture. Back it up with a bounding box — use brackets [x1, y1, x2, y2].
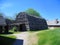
[13, 32, 38, 45]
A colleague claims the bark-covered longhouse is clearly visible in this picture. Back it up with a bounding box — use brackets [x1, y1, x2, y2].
[11, 12, 48, 31]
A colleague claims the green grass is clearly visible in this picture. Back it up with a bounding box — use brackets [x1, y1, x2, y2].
[9, 27, 20, 34]
[9, 30, 20, 34]
[37, 28, 60, 45]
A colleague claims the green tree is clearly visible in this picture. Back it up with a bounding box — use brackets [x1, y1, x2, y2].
[25, 8, 41, 17]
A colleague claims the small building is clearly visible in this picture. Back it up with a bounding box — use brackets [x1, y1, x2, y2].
[47, 19, 60, 28]
[11, 12, 48, 31]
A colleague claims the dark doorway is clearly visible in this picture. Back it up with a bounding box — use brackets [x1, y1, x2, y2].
[0, 26, 3, 33]
[19, 24, 26, 31]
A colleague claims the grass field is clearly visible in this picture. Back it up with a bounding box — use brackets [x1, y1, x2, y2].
[0, 28, 60, 45]
[37, 28, 60, 45]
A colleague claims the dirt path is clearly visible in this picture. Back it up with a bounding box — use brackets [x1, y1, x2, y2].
[13, 32, 39, 45]
[28, 32, 38, 45]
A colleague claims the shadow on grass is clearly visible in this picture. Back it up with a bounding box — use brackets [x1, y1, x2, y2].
[0, 32, 13, 34]
[0, 36, 15, 45]
[0, 36, 23, 45]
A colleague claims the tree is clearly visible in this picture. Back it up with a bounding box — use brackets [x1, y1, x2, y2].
[25, 8, 41, 17]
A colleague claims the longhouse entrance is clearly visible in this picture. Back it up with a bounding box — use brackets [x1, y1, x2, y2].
[19, 24, 27, 31]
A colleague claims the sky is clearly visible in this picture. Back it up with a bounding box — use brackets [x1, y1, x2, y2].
[0, 0, 60, 20]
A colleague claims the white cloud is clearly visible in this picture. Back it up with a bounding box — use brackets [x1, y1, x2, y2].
[0, 2, 13, 9]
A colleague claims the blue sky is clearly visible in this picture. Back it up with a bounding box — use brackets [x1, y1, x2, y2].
[0, 0, 60, 20]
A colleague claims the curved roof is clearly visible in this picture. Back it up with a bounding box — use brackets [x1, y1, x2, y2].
[17, 12, 44, 19]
